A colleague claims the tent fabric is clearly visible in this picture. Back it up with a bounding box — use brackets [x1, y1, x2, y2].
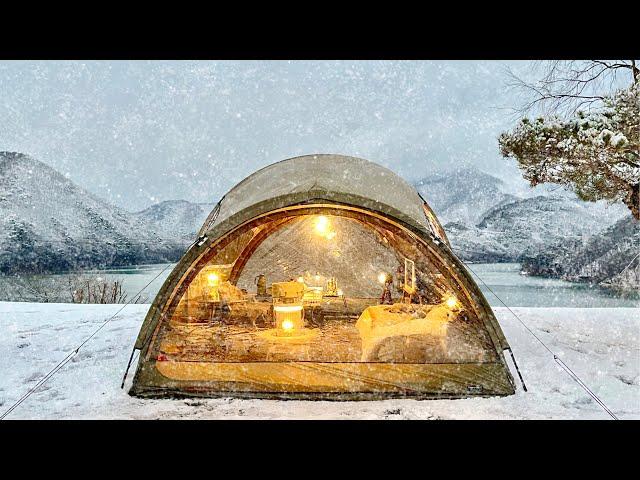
[130, 154, 516, 399]
[199, 154, 447, 243]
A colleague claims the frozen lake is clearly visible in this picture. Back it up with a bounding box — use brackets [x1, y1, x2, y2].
[1, 262, 637, 307]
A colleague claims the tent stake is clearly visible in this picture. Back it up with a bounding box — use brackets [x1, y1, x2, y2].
[507, 348, 527, 392]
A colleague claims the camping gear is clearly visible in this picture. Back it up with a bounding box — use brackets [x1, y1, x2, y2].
[356, 303, 451, 361]
[303, 286, 323, 306]
[379, 272, 393, 305]
[255, 274, 267, 296]
[257, 280, 318, 342]
[130, 154, 516, 399]
[271, 281, 305, 333]
[324, 277, 338, 297]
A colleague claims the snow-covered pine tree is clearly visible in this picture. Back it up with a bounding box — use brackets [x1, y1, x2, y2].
[499, 60, 639, 219]
[499, 85, 639, 219]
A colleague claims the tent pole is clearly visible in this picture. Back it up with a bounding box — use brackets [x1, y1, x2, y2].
[507, 348, 527, 392]
[121, 347, 138, 389]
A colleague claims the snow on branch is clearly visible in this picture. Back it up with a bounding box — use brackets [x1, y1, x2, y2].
[500, 85, 640, 219]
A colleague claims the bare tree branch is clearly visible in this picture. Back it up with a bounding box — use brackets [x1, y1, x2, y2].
[506, 60, 639, 116]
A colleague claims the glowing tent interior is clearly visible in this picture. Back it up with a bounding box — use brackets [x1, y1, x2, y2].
[130, 154, 517, 399]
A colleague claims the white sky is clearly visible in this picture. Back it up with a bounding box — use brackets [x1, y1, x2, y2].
[1, 60, 536, 211]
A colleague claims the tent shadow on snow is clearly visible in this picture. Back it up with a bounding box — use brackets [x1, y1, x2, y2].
[130, 154, 517, 399]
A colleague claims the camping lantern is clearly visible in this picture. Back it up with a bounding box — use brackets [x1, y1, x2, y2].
[314, 215, 329, 236]
[273, 304, 304, 333]
[199, 264, 232, 302]
[271, 281, 305, 336]
[313, 215, 336, 239]
[325, 277, 338, 296]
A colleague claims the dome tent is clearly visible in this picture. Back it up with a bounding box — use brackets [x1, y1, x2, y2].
[130, 154, 517, 399]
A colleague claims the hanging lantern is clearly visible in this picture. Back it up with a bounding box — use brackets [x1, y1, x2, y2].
[444, 294, 461, 311]
[207, 271, 220, 301]
[314, 215, 329, 236]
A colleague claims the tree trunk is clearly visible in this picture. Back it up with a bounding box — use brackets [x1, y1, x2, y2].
[625, 182, 639, 220]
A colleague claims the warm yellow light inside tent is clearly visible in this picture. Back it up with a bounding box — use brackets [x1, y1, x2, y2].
[273, 305, 304, 334]
[445, 295, 459, 309]
[281, 319, 294, 331]
[133, 155, 519, 400]
[273, 305, 303, 313]
[205, 272, 221, 301]
[314, 215, 329, 235]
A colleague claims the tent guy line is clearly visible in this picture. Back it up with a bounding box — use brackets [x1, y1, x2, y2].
[0, 154, 621, 417]
[0, 252, 618, 419]
[463, 262, 619, 420]
[0, 260, 178, 420]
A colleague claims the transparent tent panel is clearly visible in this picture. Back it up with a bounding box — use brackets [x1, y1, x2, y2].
[154, 211, 498, 370]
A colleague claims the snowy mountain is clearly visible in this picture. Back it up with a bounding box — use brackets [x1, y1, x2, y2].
[415, 167, 626, 263]
[521, 216, 639, 289]
[415, 167, 517, 225]
[0, 152, 184, 273]
[446, 195, 626, 262]
[0, 152, 631, 282]
[133, 200, 215, 242]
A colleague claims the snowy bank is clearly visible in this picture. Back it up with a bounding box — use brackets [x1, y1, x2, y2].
[0, 302, 637, 420]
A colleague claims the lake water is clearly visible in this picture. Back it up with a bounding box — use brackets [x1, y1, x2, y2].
[467, 263, 639, 308]
[56, 263, 176, 303]
[11, 262, 634, 308]
[1, 262, 637, 308]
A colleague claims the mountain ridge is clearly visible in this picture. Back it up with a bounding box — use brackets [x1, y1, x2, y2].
[0, 152, 184, 273]
[414, 166, 518, 225]
[0, 153, 631, 290]
[521, 216, 639, 289]
[133, 199, 215, 242]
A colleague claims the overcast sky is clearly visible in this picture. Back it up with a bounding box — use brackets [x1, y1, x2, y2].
[1, 60, 536, 211]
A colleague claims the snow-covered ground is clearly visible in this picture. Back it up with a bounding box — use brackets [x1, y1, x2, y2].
[0, 302, 637, 420]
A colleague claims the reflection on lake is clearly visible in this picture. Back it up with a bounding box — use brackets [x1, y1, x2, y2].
[78, 263, 175, 301]
[467, 263, 639, 308]
[0, 262, 637, 308]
